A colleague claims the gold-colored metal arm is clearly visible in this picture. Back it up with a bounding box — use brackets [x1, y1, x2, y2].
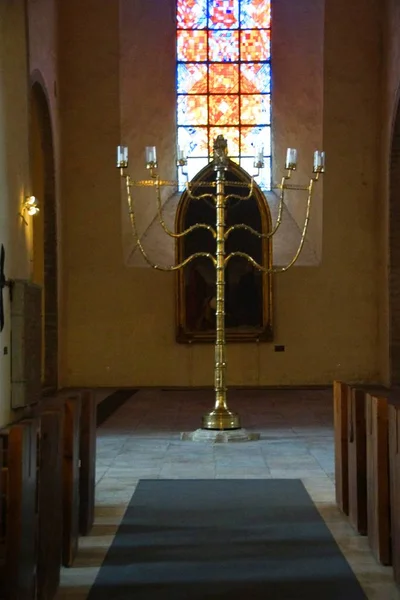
[224, 178, 254, 204]
[125, 174, 216, 270]
[225, 177, 315, 273]
[126, 178, 178, 187]
[187, 181, 217, 189]
[225, 175, 285, 240]
[184, 185, 216, 204]
[154, 178, 216, 239]
[273, 183, 311, 191]
[224, 222, 275, 240]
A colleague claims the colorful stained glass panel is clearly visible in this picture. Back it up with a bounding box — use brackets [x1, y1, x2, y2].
[241, 125, 271, 156]
[209, 126, 239, 155]
[208, 30, 239, 61]
[178, 95, 208, 125]
[240, 29, 270, 61]
[177, 30, 208, 62]
[209, 63, 239, 93]
[177, 64, 208, 94]
[209, 95, 239, 125]
[241, 94, 270, 125]
[240, 63, 270, 93]
[208, 0, 239, 29]
[178, 126, 209, 157]
[240, 0, 271, 29]
[177, 0, 207, 29]
[177, 0, 272, 190]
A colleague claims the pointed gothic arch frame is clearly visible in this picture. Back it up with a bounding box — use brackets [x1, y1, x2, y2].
[175, 160, 273, 343]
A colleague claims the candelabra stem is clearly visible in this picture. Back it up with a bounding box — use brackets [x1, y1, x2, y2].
[202, 165, 240, 430]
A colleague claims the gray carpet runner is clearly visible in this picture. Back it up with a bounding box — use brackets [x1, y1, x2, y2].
[88, 479, 366, 599]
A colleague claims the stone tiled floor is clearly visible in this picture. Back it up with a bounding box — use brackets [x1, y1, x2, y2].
[56, 388, 400, 599]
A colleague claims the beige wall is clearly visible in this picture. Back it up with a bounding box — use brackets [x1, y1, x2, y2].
[58, 0, 122, 386]
[381, 0, 400, 385]
[0, 0, 32, 426]
[272, 0, 324, 258]
[58, 0, 384, 388]
[27, 0, 60, 383]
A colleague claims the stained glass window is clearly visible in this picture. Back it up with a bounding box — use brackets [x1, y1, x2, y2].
[177, 0, 272, 189]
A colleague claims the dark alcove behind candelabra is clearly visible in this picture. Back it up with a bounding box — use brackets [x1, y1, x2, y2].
[175, 159, 273, 343]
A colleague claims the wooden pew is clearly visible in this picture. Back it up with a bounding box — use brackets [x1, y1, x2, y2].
[0, 418, 39, 599]
[0, 387, 95, 595]
[79, 389, 96, 536]
[366, 393, 391, 565]
[62, 394, 82, 568]
[39, 388, 96, 566]
[347, 387, 368, 535]
[36, 408, 64, 599]
[333, 380, 350, 514]
[389, 402, 400, 585]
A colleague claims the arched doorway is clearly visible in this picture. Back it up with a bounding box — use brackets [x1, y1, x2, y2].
[175, 160, 273, 343]
[30, 80, 58, 391]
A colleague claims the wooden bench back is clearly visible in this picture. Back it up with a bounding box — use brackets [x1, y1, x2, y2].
[61, 394, 82, 567]
[366, 393, 391, 565]
[348, 387, 368, 535]
[333, 380, 350, 514]
[37, 408, 64, 599]
[79, 389, 96, 536]
[389, 403, 400, 584]
[0, 419, 39, 599]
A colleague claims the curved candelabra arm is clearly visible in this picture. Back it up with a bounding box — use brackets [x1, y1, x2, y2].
[184, 182, 216, 204]
[224, 223, 272, 240]
[155, 178, 216, 239]
[125, 175, 216, 271]
[224, 178, 255, 204]
[225, 175, 286, 240]
[225, 178, 315, 273]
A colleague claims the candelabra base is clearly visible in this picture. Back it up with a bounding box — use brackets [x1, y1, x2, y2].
[201, 407, 241, 430]
[181, 428, 260, 443]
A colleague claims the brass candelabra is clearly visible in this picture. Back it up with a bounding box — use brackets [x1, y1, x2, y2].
[116, 136, 324, 431]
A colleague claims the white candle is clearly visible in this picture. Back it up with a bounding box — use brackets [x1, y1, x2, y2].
[145, 146, 157, 165]
[177, 145, 186, 162]
[313, 150, 325, 172]
[285, 148, 297, 169]
[117, 145, 128, 167]
[253, 146, 264, 168]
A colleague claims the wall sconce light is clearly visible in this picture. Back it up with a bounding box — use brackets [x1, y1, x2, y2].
[19, 196, 39, 224]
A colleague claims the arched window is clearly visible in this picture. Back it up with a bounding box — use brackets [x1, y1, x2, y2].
[176, 0, 271, 189]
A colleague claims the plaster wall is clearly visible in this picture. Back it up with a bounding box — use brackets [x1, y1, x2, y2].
[27, 0, 57, 103]
[60, 0, 383, 388]
[383, 0, 400, 384]
[27, 0, 60, 387]
[272, 0, 324, 259]
[0, 0, 32, 426]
